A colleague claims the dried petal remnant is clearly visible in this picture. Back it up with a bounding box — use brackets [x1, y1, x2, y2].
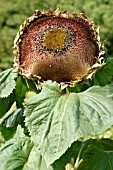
[14, 10, 101, 82]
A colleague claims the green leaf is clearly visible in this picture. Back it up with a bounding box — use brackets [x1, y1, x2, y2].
[0, 125, 33, 170]
[0, 108, 23, 140]
[24, 81, 113, 166]
[92, 58, 113, 85]
[15, 76, 37, 108]
[0, 125, 53, 170]
[24, 145, 53, 170]
[52, 141, 82, 170]
[25, 141, 82, 170]
[0, 125, 16, 141]
[77, 139, 113, 170]
[0, 68, 18, 98]
[0, 92, 15, 118]
[1, 108, 23, 128]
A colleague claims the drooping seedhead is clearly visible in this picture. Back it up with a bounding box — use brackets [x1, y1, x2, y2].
[13, 9, 104, 84]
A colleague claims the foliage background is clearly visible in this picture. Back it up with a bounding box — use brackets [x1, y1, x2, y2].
[0, 0, 113, 72]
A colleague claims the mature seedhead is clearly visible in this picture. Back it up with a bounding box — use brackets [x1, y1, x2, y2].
[13, 9, 104, 84]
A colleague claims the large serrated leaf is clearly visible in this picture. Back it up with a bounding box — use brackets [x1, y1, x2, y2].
[0, 125, 53, 170]
[92, 58, 113, 85]
[24, 141, 82, 170]
[0, 68, 18, 98]
[24, 81, 113, 166]
[23, 145, 53, 170]
[77, 139, 113, 170]
[0, 126, 33, 170]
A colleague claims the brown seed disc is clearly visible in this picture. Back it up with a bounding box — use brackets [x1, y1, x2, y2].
[15, 15, 99, 82]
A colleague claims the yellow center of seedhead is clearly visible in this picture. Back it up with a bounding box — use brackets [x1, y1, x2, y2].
[43, 27, 69, 51]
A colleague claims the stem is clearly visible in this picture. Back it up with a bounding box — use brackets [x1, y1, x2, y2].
[65, 158, 75, 170]
[74, 142, 85, 169]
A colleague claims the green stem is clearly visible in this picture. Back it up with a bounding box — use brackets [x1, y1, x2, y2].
[74, 142, 85, 169]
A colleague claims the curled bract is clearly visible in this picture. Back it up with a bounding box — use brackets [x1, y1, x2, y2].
[13, 9, 105, 85]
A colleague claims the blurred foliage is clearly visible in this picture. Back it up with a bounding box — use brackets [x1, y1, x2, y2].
[0, 0, 113, 71]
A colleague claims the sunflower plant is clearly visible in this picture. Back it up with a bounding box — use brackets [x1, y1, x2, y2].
[0, 9, 113, 170]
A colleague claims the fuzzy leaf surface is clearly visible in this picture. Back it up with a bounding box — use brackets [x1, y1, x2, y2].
[24, 145, 53, 170]
[0, 126, 33, 170]
[0, 68, 18, 98]
[77, 139, 113, 170]
[24, 81, 113, 166]
[0, 125, 53, 170]
[24, 141, 82, 170]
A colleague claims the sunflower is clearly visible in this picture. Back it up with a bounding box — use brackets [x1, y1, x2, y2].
[13, 9, 104, 85]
